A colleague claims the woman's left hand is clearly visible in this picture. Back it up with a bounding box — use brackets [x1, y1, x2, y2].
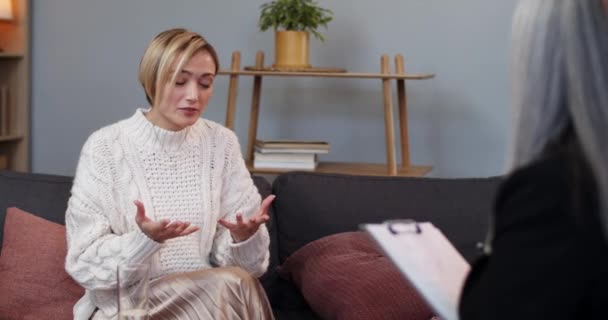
[218, 194, 275, 243]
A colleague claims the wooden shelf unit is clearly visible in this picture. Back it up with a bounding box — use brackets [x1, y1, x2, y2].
[0, 134, 23, 142]
[0, 52, 24, 59]
[246, 162, 433, 177]
[218, 50, 435, 177]
[0, 0, 30, 172]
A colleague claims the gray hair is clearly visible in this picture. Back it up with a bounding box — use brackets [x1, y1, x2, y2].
[510, 0, 608, 235]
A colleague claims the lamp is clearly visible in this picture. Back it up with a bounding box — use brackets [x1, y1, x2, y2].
[0, 0, 13, 52]
[0, 0, 13, 21]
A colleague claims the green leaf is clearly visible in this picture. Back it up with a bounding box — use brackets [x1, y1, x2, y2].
[258, 0, 334, 41]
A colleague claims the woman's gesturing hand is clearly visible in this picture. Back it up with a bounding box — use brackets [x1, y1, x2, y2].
[133, 200, 200, 243]
[218, 195, 275, 243]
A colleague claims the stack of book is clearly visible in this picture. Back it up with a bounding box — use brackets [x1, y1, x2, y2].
[253, 140, 330, 170]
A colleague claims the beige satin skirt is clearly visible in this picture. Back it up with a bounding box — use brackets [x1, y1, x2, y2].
[144, 266, 274, 320]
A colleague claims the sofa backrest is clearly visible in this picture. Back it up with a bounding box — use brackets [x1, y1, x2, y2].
[269, 172, 502, 266]
[0, 170, 273, 256]
[0, 170, 74, 252]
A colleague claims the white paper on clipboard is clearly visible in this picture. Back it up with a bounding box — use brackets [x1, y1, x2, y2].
[362, 221, 471, 320]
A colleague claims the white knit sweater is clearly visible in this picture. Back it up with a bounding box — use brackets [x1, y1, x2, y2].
[65, 109, 269, 320]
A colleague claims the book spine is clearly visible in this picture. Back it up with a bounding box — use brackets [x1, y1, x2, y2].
[254, 152, 316, 163]
[253, 160, 318, 170]
[255, 146, 329, 154]
[254, 140, 330, 150]
[0, 85, 8, 136]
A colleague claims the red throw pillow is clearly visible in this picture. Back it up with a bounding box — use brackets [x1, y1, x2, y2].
[278, 231, 435, 320]
[0, 207, 84, 320]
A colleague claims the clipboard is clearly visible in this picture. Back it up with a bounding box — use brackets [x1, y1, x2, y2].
[362, 220, 470, 320]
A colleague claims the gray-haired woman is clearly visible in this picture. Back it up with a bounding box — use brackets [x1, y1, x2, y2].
[460, 0, 608, 318]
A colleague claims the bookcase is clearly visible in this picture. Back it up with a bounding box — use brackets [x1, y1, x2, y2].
[218, 50, 434, 177]
[0, 0, 29, 171]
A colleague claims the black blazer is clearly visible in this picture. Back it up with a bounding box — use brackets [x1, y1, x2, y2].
[459, 137, 608, 319]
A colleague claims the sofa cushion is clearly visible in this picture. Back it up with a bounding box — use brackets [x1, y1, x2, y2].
[0, 207, 84, 319]
[278, 231, 434, 320]
[271, 172, 500, 264]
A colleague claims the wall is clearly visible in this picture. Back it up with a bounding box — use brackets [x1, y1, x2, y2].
[31, 0, 518, 177]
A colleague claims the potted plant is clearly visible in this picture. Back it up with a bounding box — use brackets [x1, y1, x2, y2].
[259, 0, 333, 68]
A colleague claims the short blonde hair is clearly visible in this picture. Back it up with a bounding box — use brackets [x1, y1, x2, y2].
[138, 28, 220, 106]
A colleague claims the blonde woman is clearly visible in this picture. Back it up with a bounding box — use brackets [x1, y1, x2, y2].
[460, 0, 608, 318]
[65, 28, 275, 320]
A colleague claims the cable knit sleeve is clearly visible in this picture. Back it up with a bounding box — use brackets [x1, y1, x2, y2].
[65, 131, 161, 290]
[209, 129, 270, 277]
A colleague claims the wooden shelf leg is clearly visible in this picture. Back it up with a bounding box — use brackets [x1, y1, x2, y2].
[225, 51, 241, 130]
[246, 51, 265, 164]
[381, 55, 398, 176]
[395, 54, 411, 169]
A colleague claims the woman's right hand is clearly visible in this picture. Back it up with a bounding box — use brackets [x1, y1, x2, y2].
[133, 200, 200, 243]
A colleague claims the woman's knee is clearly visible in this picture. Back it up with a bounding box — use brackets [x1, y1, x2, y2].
[214, 266, 257, 286]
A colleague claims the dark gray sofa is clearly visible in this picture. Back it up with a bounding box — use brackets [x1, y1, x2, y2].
[0, 170, 501, 320]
